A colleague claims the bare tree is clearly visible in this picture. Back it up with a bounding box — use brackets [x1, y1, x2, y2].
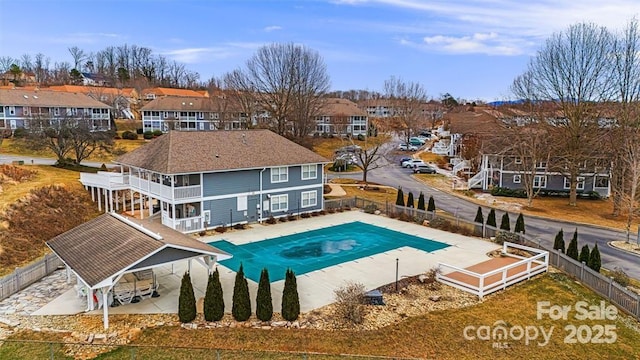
[515, 23, 614, 206]
[353, 136, 387, 186]
[20, 54, 33, 73]
[229, 43, 330, 137]
[0, 56, 15, 72]
[68, 46, 86, 71]
[383, 76, 428, 143]
[33, 53, 50, 84]
[68, 122, 114, 165]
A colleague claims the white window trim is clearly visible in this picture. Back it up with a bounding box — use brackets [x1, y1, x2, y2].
[594, 176, 609, 189]
[8, 106, 15, 115]
[301, 164, 317, 180]
[271, 167, 288, 183]
[533, 175, 547, 188]
[514, 157, 522, 165]
[270, 194, 288, 212]
[513, 174, 521, 184]
[563, 176, 585, 190]
[301, 190, 317, 208]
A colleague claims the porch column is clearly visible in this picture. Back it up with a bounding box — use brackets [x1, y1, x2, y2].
[109, 190, 114, 213]
[65, 266, 71, 284]
[122, 191, 126, 212]
[102, 287, 110, 329]
[115, 191, 119, 211]
[97, 188, 102, 212]
[140, 193, 144, 219]
[103, 189, 108, 213]
[130, 190, 135, 215]
[172, 203, 176, 229]
[148, 197, 153, 217]
[91, 186, 95, 202]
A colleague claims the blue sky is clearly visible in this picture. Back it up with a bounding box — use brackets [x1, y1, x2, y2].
[1, 0, 639, 102]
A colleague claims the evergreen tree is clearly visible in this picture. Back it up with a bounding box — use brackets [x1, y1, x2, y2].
[427, 196, 436, 212]
[579, 244, 590, 264]
[588, 243, 601, 272]
[514, 213, 525, 234]
[178, 272, 196, 323]
[395, 187, 405, 206]
[407, 192, 415, 208]
[553, 229, 565, 253]
[566, 229, 579, 260]
[417, 192, 425, 211]
[232, 263, 251, 321]
[281, 268, 300, 321]
[256, 268, 273, 321]
[204, 268, 224, 322]
[500, 213, 511, 231]
[474, 206, 484, 224]
[486, 209, 497, 228]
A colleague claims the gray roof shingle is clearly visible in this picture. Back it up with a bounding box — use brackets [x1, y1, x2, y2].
[46, 213, 229, 287]
[114, 130, 329, 174]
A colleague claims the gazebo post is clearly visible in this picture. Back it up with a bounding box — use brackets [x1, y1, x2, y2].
[102, 287, 110, 329]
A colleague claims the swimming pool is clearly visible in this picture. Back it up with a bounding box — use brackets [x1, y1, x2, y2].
[209, 221, 449, 282]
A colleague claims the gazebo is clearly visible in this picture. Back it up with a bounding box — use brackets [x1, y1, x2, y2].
[46, 212, 231, 329]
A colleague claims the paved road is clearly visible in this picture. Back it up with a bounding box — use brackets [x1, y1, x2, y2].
[330, 150, 640, 279]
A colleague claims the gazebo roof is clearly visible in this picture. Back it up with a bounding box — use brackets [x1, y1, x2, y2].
[46, 212, 230, 288]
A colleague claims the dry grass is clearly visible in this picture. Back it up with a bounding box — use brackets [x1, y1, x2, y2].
[342, 185, 398, 204]
[310, 135, 390, 159]
[7, 274, 639, 359]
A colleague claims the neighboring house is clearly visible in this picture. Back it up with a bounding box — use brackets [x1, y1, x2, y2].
[141, 96, 250, 132]
[0, 71, 37, 86]
[141, 87, 209, 101]
[79, 130, 329, 233]
[315, 98, 368, 137]
[81, 72, 110, 87]
[0, 88, 112, 132]
[442, 105, 612, 198]
[358, 99, 444, 121]
[48, 85, 138, 119]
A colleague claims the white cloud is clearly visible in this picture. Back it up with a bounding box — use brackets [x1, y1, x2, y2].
[264, 25, 282, 32]
[49, 32, 123, 44]
[420, 32, 521, 55]
[162, 48, 234, 63]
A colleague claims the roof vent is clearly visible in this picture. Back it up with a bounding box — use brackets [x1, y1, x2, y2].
[242, 133, 247, 145]
[215, 154, 219, 158]
[33, 95, 38, 99]
[189, 102, 193, 106]
[182, 102, 185, 105]
[23, 95, 28, 99]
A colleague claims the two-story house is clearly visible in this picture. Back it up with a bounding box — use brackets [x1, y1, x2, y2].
[48, 85, 138, 119]
[0, 88, 112, 132]
[141, 96, 250, 132]
[79, 130, 329, 233]
[141, 87, 209, 101]
[315, 98, 368, 137]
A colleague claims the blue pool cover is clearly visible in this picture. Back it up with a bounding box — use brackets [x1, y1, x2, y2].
[209, 221, 449, 282]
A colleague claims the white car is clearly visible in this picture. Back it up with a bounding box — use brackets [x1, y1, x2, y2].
[398, 143, 418, 151]
[402, 159, 425, 168]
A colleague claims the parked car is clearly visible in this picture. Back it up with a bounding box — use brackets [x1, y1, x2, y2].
[399, 156, 412, 166]
[335, 153, 357, 165]
[402, 159, 425, 168]
[409, 137, 425, 146]
[419, 130, 432, 137]
[413, 164, 437, 174]
[398, 143, 418, 151]
[335, 144, 362, 154]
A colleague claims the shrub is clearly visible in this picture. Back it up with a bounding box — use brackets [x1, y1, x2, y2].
[266, 216, 277, 224]
[490, 186, 527, 198]
[364, 204, 378, 214]
[486, 209, 496, 228]
[12, 128, 27, 138]
[514, 213, 525, 234]
[566, 229, 579, 260]
[178, 272, 196, 323]
[279, 216, 288, 222]
[256, 268, 273, 321]
[357, 134, 365, 141]
[429, 217, 451, 231]
[136, 128, 144, 134]
[233, 223, 247, 230]
[342, 204, 351, 211]
[152, 129, 163, 137]
[214, 226, 227, 233]
[121, 130, 138, 140]
[494, 231, 521, 245]
[420, 267, 441, 290]
[553, 229, 565, 253]
[395, 187, 405, 206]
[333, 282, 366, 324]
[500, 213, 511, 231]
[318, 210, 326, 215]
[474, 206, 484, 224]
[417, 192, 425, 211]
[588, 243, 601, 272]
[143, 130, 154, 139]
[287, 214, 297, 220]
[327, 208, 336, 214]
[281, 268, 300, 321]
[407, 192, 415, 208]
[204, 268, 224, 322]
[427, 196, 436, 212]
[579, 244, 590, 264]
[610, 267, 630, 287]
[301, 212, 311, 218]
[397, 212, 413, 222]
[232, 263, 251, 321]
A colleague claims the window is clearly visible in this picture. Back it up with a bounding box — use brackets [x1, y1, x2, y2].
[595, 176, 609, 188]
[271, 167, 288, 183]
[271, 194, 288, 212]
[514, 157, 522, 165]
[301, 164, 317, 180]
[536, 161, 547, 169]
[8, 106, 15, 116]
[237, 196, 247, 211]
[23, 106, 29, 116]
[199, 122, 204, 130]
[513, 175, 521, 184]
[301, 191, 317, 208]
[564, 177, 585, 190]
[533, 175, 547, 188]
[53, 107, 59, 116]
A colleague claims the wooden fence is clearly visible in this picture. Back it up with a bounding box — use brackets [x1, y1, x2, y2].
[0, 253, 64, 301]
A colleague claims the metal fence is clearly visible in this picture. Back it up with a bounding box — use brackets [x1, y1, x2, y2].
[0, 340, 425, 360]
[0, 253, 64, 301]
[325, 196, 640, 320]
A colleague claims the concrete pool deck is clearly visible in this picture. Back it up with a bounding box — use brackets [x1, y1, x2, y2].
[33, 211, 500, 317]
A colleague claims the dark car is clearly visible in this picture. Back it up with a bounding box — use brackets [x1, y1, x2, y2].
[413, 164, 437, 174]
[399, 157, 412, 165]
